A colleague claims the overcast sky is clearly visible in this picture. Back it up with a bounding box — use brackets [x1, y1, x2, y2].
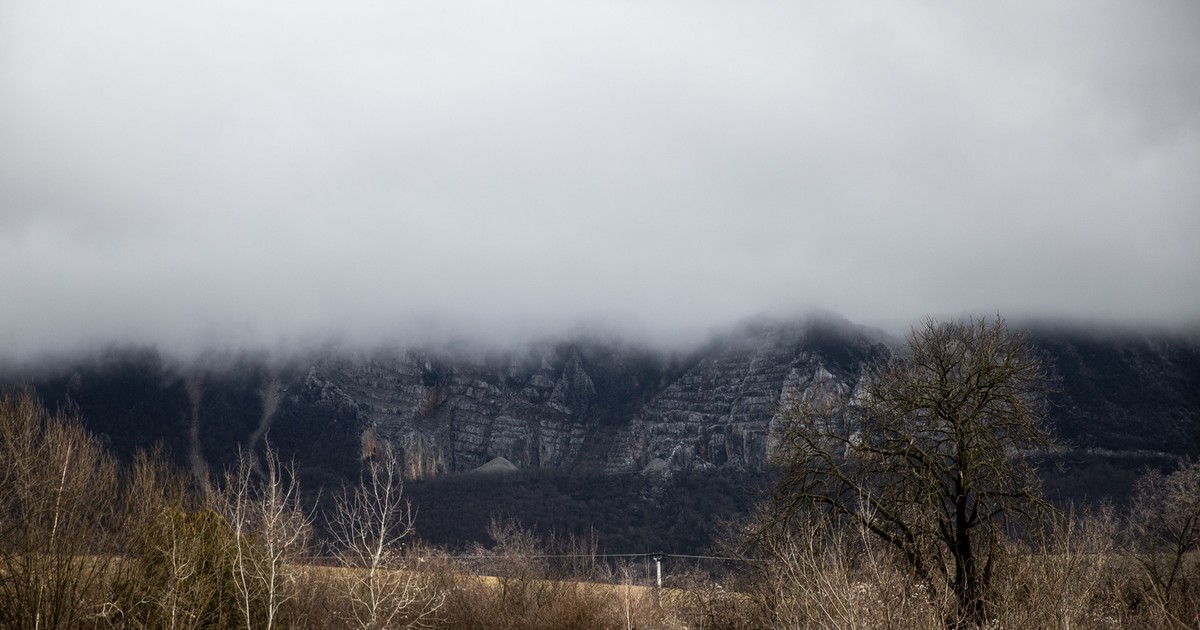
[2, 0, 1197, 359]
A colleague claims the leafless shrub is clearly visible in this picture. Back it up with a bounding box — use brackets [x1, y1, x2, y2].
[989, 505, 1126, 629]
[665, 566, 759, 630]
[1122, 458, 1200, 627]
[435, 517, 677, 630]
[745, 509, 951, 629]
[0, 388, 124, 629]
[614, 561, 663, 630]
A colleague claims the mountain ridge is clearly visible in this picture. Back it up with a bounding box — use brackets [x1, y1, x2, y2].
[4, 314, 1198, 485]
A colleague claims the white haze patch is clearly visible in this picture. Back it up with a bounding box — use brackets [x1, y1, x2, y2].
[1, 0, 1198, 361]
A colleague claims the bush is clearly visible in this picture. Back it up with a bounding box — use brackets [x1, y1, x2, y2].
[113, 507, 242, 629]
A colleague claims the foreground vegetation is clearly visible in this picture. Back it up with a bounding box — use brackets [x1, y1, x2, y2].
[2, 386, 1198, 629]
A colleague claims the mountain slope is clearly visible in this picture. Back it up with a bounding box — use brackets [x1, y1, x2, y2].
[5, 316, 1198, 510]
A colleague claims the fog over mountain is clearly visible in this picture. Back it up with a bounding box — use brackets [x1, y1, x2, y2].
[2, 1, 1197, 361]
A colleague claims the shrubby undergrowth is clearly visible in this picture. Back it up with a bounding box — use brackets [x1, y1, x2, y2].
[2, 388, 1198, 629]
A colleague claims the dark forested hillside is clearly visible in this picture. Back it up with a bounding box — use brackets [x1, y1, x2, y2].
[1032, 326, 1200, 454]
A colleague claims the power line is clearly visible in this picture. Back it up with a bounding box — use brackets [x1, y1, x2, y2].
[441, 551, 761, 562]
[664, 553, 764, 563]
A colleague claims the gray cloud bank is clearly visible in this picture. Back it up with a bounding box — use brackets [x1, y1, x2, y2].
[2, 0, 1198, 360]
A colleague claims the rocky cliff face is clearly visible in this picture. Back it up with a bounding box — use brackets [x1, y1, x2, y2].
[8, 316, 1199, 485]
[602, 319, 887, 474]
[310, 348, 601, 476]
[284, 316, 893, 479]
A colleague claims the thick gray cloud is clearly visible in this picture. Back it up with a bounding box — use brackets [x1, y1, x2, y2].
[2, 0, 1197, 359]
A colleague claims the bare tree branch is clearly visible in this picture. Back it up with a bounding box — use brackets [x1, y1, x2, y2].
[771, 316, 1055, 626]
[330, 443, 444, 629]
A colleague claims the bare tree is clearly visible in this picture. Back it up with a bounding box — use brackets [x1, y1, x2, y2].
[330, 443, 444, 629]
[772, 316, 1054, 626]
[214, 442, 312, 630]
[0, 388, 124, 629]
[1124, 458, 1200, 625]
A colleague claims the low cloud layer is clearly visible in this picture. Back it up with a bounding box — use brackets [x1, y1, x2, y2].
[2, 0, 1198, 359]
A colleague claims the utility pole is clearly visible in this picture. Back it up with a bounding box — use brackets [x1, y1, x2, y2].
[652, 552, 664, 589]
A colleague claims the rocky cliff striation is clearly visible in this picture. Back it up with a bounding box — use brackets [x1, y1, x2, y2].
[290, 316, 892, 478]
[7, 316, 1199, 485]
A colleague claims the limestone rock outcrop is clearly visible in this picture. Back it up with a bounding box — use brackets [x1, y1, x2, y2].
[298, 316, 889, 478]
